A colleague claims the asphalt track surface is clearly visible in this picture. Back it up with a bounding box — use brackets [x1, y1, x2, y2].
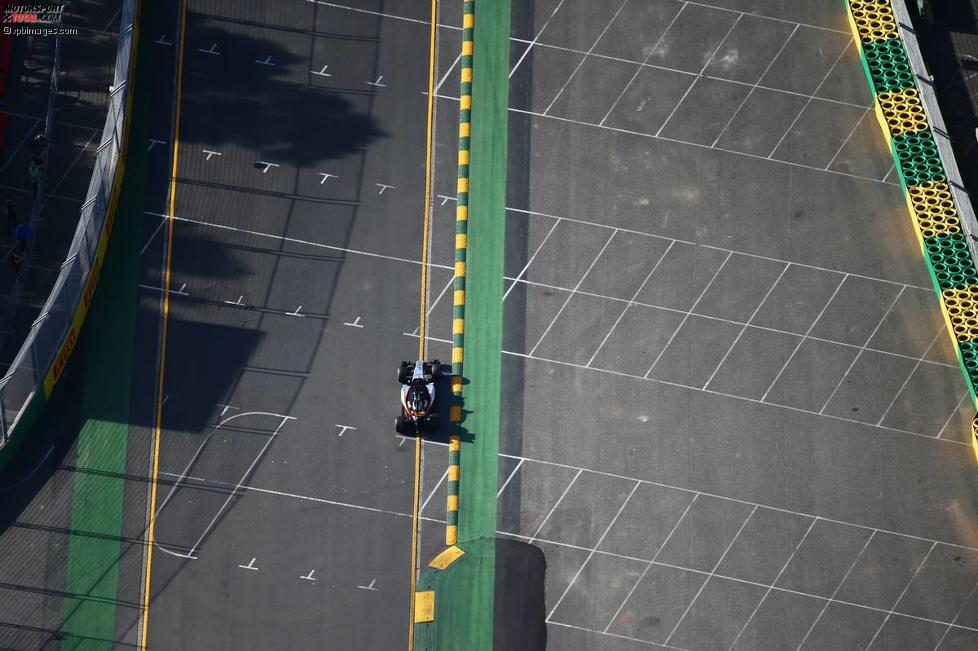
[1, 0, 978, 650]
[418, 0, 978, 649]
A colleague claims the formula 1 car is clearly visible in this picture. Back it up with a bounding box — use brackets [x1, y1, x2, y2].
[395, 359, 443, 436]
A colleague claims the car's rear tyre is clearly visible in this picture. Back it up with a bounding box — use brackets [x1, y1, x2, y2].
[431, 361, 442, 380]
[395, 415, 410, 435]
[398, 362, 412, 384]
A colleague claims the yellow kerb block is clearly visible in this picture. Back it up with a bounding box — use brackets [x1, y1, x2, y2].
[450, 404, 463, 422]
[452, 347, 464, 363]
[461, 67, 473, 83]
[455, 261, 466, 277]
[456, 205, 468, 220]
[462, 41, 473, 56]
[453, 318, 464, 334]
[415, 591, 435, 623]
[459, 149, 470, 165]
[449, 436, 461, 452]
[906, 181, 960, 239]
[429, 545, 465, 570]
[447, 495, 459, 511]
[451, 377, 463, 394]
[454, 289, 465, 305]
[941, 286, 978, 342]
[463, 14, 474, 29]
[458, 177, 469, 193]
[446, 525, 457, 545]
[876, 88, 929, 136]
[459, 122, 470, 138]
[455, 233, 467, 248]
[448, 465, 460, 481]
[849, 0, 897, 43]
[461, 94, 472, 110]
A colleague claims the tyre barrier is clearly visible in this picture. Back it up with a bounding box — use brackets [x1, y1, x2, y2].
[846, 0, 978, 456]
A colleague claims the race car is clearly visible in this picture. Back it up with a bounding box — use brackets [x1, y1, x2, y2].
[395, 359, 443, 436]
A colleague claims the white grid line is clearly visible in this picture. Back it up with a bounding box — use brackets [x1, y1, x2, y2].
[542, 0, 630, 116]
[796, 530, 876, 650]
[411, 329, 972, 447]
[825, 107, 870, 171]
[502, 216, 562, 301]
[876, 326, 945, 427]
[602, 493, 700, 633]
[497, 458, 524, 498]
[656, 13, 744, 138]
[529, 468, 582, 543]
[865, 541, 937, 649]
[936, 393, 971, 440]
[511, 267, 946, 373]
[546, 481, 643, 621]
[309, 0, 849, 38]
[585, 239, 676, 368]
[434, 51, 462, 93]
[435, 92, 903, 188]
[508, 0, 567, 79]
[818, 285, 907, 415]
[727, 517, 819, 650]
[933, 579, 978, 650]
[702, 262, 791, 390]
[645, 251, 733, 378]
[710, 23, 800, 148]
[881, 162, 896, 183]
[664, 506, 759, 644]
[158, 210, 952, 376]
[759, 274, 849, 402]
[683, 0, 849, 36]
[598, 2, 688, 126]
[548, 620, 689, 650]
[501, 205, 929, 292]
[766, 38, 853, 159]
[529, 40, 870, 114]
[419, 468, 448, 516]
[529, 229, 618, 356]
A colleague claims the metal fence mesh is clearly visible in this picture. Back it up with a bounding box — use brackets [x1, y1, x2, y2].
[0, 0, 137, 446]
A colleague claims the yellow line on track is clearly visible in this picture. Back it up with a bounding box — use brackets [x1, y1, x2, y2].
[140, 0, 187, 648]
[409, 0, 439, 648]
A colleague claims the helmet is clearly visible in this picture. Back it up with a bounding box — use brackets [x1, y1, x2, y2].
[406, 380, 430, 415]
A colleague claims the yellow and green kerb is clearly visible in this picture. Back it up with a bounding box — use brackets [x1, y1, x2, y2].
[846, 0, 978, 458]
[447, 0, 474, 546]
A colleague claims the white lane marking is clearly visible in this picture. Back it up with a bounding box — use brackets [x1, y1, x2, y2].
[367, 76, 387, 87]
[138, 283, 188, 296]
[147, 138, 166, 152]
[202, 149, 222, 161]
[358, 579, 379, 591]
[335, 424, 357, 437]
[256, 161, 279, 174]
[311, 64, 332, 77]
[156, 34, 172, 46]
[255, 55, 275, 66]
[238, 557, 259, 571]
[287, 305, 305, 317]
[198, 43, 220, 55]
[300, 569, 318, 581]
[318, 172, 337, 184]
[375, 183, 396, 195]
[344, 316, 364, 328]
[224, 295, 245, 307]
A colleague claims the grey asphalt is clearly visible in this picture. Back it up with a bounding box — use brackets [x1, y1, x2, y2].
[135, 1, 449, 649]
[422, 0, 978, 649]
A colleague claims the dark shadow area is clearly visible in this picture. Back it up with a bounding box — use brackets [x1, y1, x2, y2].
[179, 15, 386, 167]
[494, 537, 547, 651]
[916, 1, 978, 196]
[496, 0, 536, 557]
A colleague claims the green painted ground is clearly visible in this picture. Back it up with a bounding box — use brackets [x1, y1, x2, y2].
[416, 0, 511, 649]
[59, 1, 153, 646]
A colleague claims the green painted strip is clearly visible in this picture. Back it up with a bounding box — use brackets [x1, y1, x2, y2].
[60, 1, 152, 646]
